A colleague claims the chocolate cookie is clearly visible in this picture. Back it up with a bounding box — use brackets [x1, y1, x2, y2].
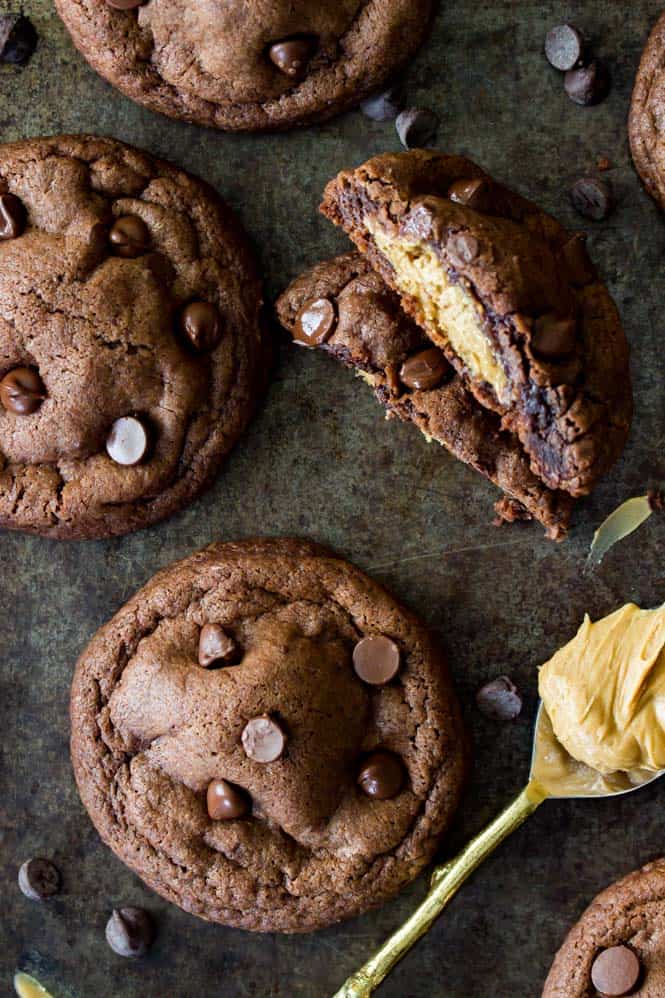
[320, 151, 632, 497]
[630, 12, 665, 210]
[55, 1, 435, 132]
[276, 253, 573, 540]
[0, 135, 266, 539]
[70, 538, 467, 932]
[543, 859, 665, 996]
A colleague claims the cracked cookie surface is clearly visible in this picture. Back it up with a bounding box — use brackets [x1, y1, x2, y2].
[630, 11, 665, 210]
[276, 252, 573, 540]
[321, 151, 632, 498]
[0, 135, 266, 539]
[55, 0, 435, 131]
[70, 538, 467, 932]
[543, 859, 665, 996]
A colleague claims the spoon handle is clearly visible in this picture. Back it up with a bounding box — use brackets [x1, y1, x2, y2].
[333, 782, 548, 998]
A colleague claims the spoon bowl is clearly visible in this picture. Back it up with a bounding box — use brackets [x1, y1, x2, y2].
[529, 701, 665, 799]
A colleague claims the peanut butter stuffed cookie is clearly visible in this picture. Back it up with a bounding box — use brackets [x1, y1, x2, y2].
[321, 151, 632, 499]
[70, 538, 467, 932]
[55, 0, 436, 131]
[277, 252, 574, 540]
[0, 135, 265, 539]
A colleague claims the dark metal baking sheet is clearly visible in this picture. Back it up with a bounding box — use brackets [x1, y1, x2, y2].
[1, 1, 664, 995]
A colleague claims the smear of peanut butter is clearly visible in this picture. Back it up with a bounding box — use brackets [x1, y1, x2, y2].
[587, 493, 662, 567]
[14, 972, 54, 998]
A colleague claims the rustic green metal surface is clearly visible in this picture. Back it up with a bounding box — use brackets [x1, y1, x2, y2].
[1, 2, 664, 995]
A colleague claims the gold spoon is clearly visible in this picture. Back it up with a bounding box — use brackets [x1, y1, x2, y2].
[334, 702, 664, 997]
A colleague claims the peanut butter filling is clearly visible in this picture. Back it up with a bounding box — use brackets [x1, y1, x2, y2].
[369, 220, 508, 396]
[535, 603, 665, 795]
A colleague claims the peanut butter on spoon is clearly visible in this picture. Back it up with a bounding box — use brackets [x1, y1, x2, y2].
[534, 603, 665, 796]
[336, 602, 665, 998]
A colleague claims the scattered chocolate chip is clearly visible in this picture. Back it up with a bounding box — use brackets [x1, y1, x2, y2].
[447, 178, 491, 212]
[590, 946, 641, 997]
[564, 60, 610, 106]
[360, 84, 405, 122]
[358, 751, 405, 800]
[181, 302, 222, 352]
[353, 635, 400, 686]
[0, 367, 46, 415]
[241, 715, 286, 763]
[570, 176, 613, 221]
[532, 313, 577, 360]
[109, 215, 150, 258]
[400, 347, 450, 391]
[476, 676, 522, 721]
[0, 193, 26, 240]
[560, 233, 596, 287]
[105, 0, 147, 8]
[0, 14, 38, 65]
[105, 907, 154, 958]
[293, 297, 337, 348]
[18, 858, 61, 901]
[206, 779, 250, 821]
[106, 416, 149, 466]
[544, 24, 585, 72]
[447, 232, 480, 267]
[268, 37, 315, 79]
[396, 108, 439, 150]
[648, 489, 665, 512]
[198, 623, 236, 667]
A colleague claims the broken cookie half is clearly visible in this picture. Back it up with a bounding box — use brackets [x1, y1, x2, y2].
[276, 252, 573, 540]
[320, 151, 632, 498]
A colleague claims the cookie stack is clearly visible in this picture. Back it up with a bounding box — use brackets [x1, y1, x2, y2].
[278, 150, 633, 540]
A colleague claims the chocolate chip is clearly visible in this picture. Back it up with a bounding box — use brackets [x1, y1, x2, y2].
[106, 416, 149, 466]
[570, 177, 613, 221]
[0, 367, 46, 415]
[447, 232, 480, 267]
[447, 178, 491, 212]
[400, 347, 450, 391]
[396, 108, 439, 150]
[476, 676, 522, 721]
[564, 60, 610, 106]
[532, 313, 577, 360]
[560, 233, 596, 287]
[18, 858, 61, 901]
[353, 635, 400, 686]
[360, 84, 405, 122]
[544, 24, 585, 72]
[105, 907, 155, 958]
[648, 489, 665, 512]
[181, 302, 222, 352]
[206, 779, 250, 821]
[241, 715, 286, 763]
[293, 297, 337, 348]
[109, 215, 150, 258]
[0, 14, 38, 65]
[590, 946, 641, 996]
[358, 751, 405, 800]
[268, 37, 316, 79]
[105, 0, 147, 8]
[0, 193, 26, 240]
[198, 624, 236, 667]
